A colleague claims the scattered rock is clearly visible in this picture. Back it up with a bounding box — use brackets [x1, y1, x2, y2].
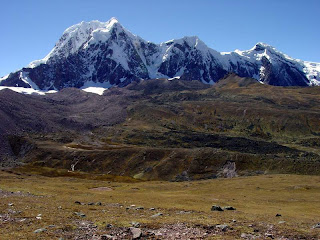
[178, 210, 191, 214]
[131, 221, 140, 228]
[34, 228, 47, 233]
[96, 202, 102, 206]
[313, 223, 320, 229]
[74, 201, 82, 205]
[241, 233, 254, 239]
[88, 202, 95, 205]
[216, 224, 229, 232]
[265, 233, 274, 238]
[74, 212, 86, 217]
[174, 171, 190, 182]
[135, 206, 144, 210]
[130, 227, 142, 239]
[101, 234, 114, 240]
[149, 208, 156, 211]
[151, 213, 163, 218]
[48, 225, 56, 228]
[278, 221, 286, 224]
[275, 214, 282, 217]
[211, 205, 224, 211]
[106, 224, 113, 228]
[218, 161, 238, 178]
[224, 206, 236, 210]
[8, 203, 14, 206]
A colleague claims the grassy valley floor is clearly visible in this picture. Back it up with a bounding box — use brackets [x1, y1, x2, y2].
[0, 170, 319, 239]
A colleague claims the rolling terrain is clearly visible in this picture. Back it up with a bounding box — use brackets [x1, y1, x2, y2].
[1, 74, 320, 180]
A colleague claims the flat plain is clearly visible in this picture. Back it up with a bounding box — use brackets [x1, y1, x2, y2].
[0, 169, 319, 239]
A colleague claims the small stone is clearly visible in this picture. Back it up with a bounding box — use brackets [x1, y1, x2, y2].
[74, 212, 86, 217]
[88, 202, 95, 205]
[216, 224, 229, 232]
[232, 219, 237, 223]
[8, 203, 14, 206]
[135, 206, 144, 210]
[130, 227, 142, 239]
[106, 223, 113, 228]
[211, 205, 224, 211]
[275, 213, 282, 217]
[178, 210, 191, 214]
[131, 221, 140, 228]
[145, 230, 155, 236]
[265, 233, 274, 238]
[74, 201, 82, 205]
[151, 213, 163, 218]
[34, 228, 47, 233]
[241, 233, 251, 238]
[101, 235, 114, 240]
[313, 223, 320, 229]
[278, 221, 286, 224]
[149, 208, 156, 211]
[58, 206, 62, 209]
[96, 202, 102, 206]
[253, 229, 259, 232]
[48, 225, 56, 228]
[224, 206, 236, 210]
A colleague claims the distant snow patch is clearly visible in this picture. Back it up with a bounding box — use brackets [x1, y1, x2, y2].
[168, 76, 181, 80]
[0, 74, 9, 82]
[0, 86, 57, 95]
[82, 87, 106, 95]
[80, 80, 113, 95]
[20, 72, 40, 90]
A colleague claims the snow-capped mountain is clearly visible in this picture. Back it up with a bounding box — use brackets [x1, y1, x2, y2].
[1, 17, 319, 91]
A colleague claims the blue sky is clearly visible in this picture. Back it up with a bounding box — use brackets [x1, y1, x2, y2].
[0, 0, 319, 77]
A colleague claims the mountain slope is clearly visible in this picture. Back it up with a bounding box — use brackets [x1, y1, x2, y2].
[1, 18, 320, 90]
[1, 75, 320, 177]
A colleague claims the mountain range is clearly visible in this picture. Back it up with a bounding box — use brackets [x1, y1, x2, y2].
[1, 17, 320, 91]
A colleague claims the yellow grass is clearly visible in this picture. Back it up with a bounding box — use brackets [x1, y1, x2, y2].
[0, 169, 319, 239]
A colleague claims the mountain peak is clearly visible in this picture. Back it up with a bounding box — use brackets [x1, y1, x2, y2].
[253, 42, 273, 51]
[108, 17, 119, 25]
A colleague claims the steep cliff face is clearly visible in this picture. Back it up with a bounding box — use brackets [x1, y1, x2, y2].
[1, 18, 319, 90]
